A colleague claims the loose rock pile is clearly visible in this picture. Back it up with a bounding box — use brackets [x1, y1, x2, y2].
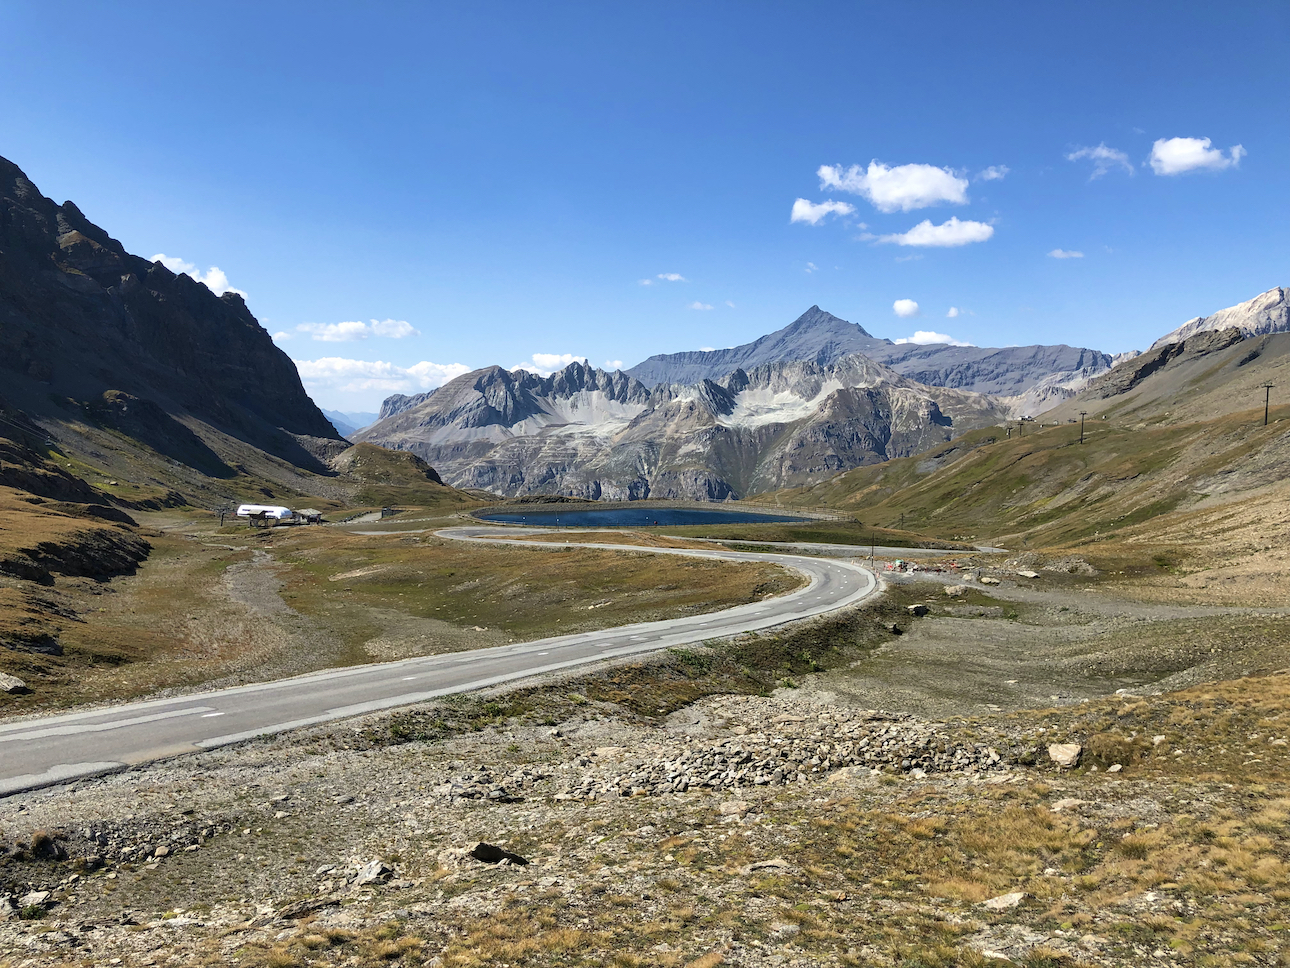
[555, 707, 1008, 800]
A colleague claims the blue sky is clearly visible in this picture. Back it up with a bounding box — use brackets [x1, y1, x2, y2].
[2, 2, 1286, 411]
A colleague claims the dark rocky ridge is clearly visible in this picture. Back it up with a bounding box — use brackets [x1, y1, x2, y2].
[0, 155, 343, 472]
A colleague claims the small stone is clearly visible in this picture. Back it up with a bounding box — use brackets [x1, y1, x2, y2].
[981, 891, 1027, 911]
[719, 800, 750, 816]
[274, 811, 289, 819]
[740, 857, 791, 874]
[1048, 743, 1082, 768]
[1107, 763, 1123, 773]
[1050, 798, 1087, 813]
[152, 845, 169, 858]
[1016, 570, 1040, 579]
[944, 585, 970, 596]
[979, 576, 1001, 585]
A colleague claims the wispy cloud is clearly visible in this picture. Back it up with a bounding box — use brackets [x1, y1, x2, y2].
[292, 357, 470, 394]
[893, 299, 920, 318]
[296, 319, 419, 342]
[689, 301, 714, 311]
[511, 353, 587, 376]
[639, 272, 686, 286]
[604, 359, 624, 370]
[724, 300, 736, 309]
[1065, 143, 1134, 178]
[976, 165, 1010, 181]
[1048, 248, 1084, 259]
[946, 307, 960, 318]
[818, 161, 969, 212]
[271, 331, 292, 342]
[894, 330, 974, 347]
[804, 262, 818, 273]
[878, 217, 994, 247]
[790, 198, 856, 225]
[151, 253, 246, 297]
[1149, 136, 1245, 175]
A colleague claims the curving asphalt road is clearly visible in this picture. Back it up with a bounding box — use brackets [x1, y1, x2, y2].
[0, 526, 879, 798]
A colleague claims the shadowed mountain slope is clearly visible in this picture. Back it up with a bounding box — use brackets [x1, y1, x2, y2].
[0, 155, 343, 475]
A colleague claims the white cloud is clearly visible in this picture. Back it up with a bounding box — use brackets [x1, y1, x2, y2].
[877, 217, 994, 247]
[151, 253, 247, 297]
[946, 307, 960, 318]
[510, 352, 587, 376]
[657, 273, 686, 282]
[296, 318, 419, 342]
[724, 300, 735, 309]
[790, 198, 856, 225]
[817, 161, 969, 212]
[894, 330, 974, 347]
[603, 360, 624, 371]
[805, 262, 818, 273]
[293, 357, 470, 394]
[1065, 143, 1134, 178]
[1149, 136, 1246, 175]
[689, 302, 714, 311]
[699, 346, 716, 352]
[893, 299, 920, 318]
[977, 165, 1010, 181]
[271, 330, 292, 342]
[638, 278, 654, 286]
[1048, 248, 1084, 259]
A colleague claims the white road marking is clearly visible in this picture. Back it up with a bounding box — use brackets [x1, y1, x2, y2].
[200, 712, 225, 719]
[401, 676, 418, 681]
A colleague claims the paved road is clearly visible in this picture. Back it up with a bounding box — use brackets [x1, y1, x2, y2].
[0, 527, 879, 797]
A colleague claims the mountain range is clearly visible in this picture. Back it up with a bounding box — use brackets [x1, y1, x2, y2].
[625, 305, 1114, 403]
[355, 351, 1010, 500]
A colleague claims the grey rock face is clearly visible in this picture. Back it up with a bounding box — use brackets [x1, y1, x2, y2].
[0, 154, 343, 471]
[1150, 286, 1289, 350]
[357, 354, 1009, 500]
[626, 305, 1112, 400]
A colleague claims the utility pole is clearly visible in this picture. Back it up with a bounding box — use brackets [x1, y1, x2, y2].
[1018, 420, 1024, 437]
[1262, 383, 1275, 426]
[1079, 411, 1088, 444]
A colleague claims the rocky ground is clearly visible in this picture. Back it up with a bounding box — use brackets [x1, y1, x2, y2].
[3, 584, 1289, 967]
[3, 548, 1290, 968]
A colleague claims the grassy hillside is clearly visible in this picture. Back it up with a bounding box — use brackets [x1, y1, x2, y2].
[773, 405, 1290, 555]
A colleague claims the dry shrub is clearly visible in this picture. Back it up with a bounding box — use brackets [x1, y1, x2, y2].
[1086, 731, 1152, 768]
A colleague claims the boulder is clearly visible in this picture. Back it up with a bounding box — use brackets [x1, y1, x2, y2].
[1016, 570, 1040, 579]
[1047, 743, 1082, 768]
[470, 843, 529, 866]
[19, 891, 51, 909]
[979, 576, 1001, 585]
[981, 891, 1027, 911]
[0, 673, 28, 694]
[353, 860, 393, 886]
[718, 799, 750, 816]
[906, 604, 929, 617]
[944, 585, 970, 596]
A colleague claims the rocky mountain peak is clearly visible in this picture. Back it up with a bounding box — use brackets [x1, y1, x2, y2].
[1149, 286, 1290, 350]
